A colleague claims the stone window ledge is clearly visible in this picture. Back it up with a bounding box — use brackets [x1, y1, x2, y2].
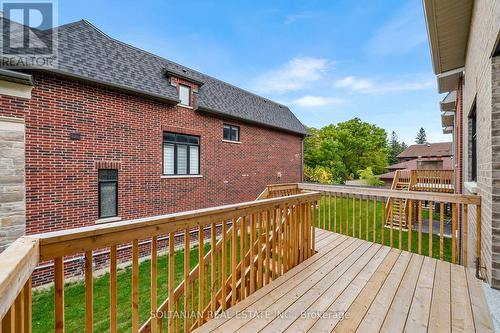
[464, 181, 478, 194]
[95, 216, 122, 224]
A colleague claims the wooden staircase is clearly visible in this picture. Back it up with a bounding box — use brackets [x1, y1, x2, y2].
[385, 170, 410, 229]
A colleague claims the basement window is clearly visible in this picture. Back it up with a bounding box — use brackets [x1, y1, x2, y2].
[223, 124, 240, 142]
[179, 85, 191, 106]
[98, 169, 118, 219]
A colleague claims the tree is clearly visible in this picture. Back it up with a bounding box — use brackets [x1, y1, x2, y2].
[304, 118, 388, 183]
[415, 127, 427, 144]
[304, 165, 333, 183]
[387, 131, 406, 165]
[358, 167, 384, 187]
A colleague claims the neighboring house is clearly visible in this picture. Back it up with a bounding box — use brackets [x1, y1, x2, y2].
[423, 0, 500, 287]
[0, 19, 306, 257]
[378, 142, 453, 187]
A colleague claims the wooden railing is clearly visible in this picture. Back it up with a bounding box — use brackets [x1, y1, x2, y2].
[0, 191, 319, 333]
[298, 183, 482, 276]
[410, 169, 454, 193]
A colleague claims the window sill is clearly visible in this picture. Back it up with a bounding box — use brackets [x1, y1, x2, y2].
[464, 181, 478, 194]
[95, 216, 122, 224]
[222, 139, 241, 144]
[177, 104, 193, 110]
[161, 174, 203, 179]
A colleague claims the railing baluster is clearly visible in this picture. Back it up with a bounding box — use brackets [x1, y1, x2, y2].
[84, 250, 93, 333]
[418, 201, 422, 255]
[352, 195, 356, 237]
[452, 203, 457, 264]
[381, 197, 385, 245]
[399, 198, 403, 250]
[14, 283, 23, 333]
[132, 240, 139, 333]
[257, 214, 263, 290]
[53, 257, 65, 333]
[365, 196, 369, 241]
[221, 221, 227, 310]
[168, 233, 174, 333]
[250, 214, 256, 294]
[110, 246, 117, 333]
[463, 204, 468, 267]
[323, 192, 326, 229]
[429, 201, 433, 258]
[151, 236, 158, 333]
[408, 200, 413, 252]
[23, 278, 32, 333]
[328, 193, 332, 231]
[358, 195, 362, 238]
[334, 193, 337, 233]
[210, 223, 217, 315]
[440, 203, 444, 261]
[346, 194, 349, 236]
[198, 225, 204, 325]
[231, 217, 238, 303]
[390, 198, 394, 248]
[339, 193, 343, 234]
[265, 212, 271, 285]
[184, 228, 190, 333]
[373, 196, 377, 243]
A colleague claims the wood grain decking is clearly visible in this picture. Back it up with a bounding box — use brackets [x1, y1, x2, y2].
[194, 228, 494, 333]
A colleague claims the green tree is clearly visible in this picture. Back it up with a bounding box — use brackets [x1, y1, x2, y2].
[304, 165, 333, 183]
[304, 118, 388, 183]
[415, 127, 427, 144]
[387, 131, 407, 165]
[358, 167, 384, 187]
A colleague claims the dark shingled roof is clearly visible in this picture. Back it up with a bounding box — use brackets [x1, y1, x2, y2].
[5, 19, 307, 135]
[397, 142, 452, 158]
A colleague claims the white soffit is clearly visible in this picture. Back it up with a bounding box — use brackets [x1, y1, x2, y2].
[437, 67, 463, 93]
[423, 0, 473, 75]
[440, 90, 457, 111]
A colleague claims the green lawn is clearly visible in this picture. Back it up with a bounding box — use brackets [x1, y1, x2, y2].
[32, 242, 220, 333]
[315, 195, 453, 262]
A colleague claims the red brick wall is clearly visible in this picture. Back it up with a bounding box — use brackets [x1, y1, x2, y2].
[0, 73, 304, 236]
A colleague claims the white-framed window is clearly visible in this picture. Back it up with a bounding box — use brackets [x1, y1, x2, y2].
[163, 132, 200, 175]
[179, 84, 191, 106]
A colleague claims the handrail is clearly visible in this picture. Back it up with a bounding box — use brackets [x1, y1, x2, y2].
[37, 192, 319, 261]
[298, 183, 480, 205]
[0, 237, 39, 321]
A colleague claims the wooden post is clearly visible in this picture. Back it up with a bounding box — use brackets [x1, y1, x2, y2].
[54, 257, 64, 333]
[132, 240, 139, 333]
[184, 229, 190, 332]
[168, 233, 174, 333]
[440, 203, 444, 261]
[84, 250, 93, 333]
[463, 204, 468, 267]
[221, 221, 227, 310]
[110, 246, 117, 333]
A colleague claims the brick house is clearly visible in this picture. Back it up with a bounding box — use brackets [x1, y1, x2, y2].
[423, 0, 500, 288]
[0, 18, 307, 257]
[378, 142, 453, 187]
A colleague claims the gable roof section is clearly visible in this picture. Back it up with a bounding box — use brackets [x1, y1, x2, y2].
[5, 19, 307, 135]
[397, 142, 452, 158]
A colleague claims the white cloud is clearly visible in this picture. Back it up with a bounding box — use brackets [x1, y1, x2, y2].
[293, 95, 343, 107]
[365, 2, 427, 56]
[252, 57, 329, 94]
[334, 75, 434, 94]
[284, 12, 316, 25]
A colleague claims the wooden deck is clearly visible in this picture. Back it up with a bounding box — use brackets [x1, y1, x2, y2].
[194, 228, 494, 333]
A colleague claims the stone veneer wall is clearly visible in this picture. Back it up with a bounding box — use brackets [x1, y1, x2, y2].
[0, 116, 25, 252]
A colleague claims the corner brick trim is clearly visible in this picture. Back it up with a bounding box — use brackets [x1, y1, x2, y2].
[95, 161, 122, 170]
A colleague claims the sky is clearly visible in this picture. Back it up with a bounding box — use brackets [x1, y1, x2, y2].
[55, 0, 450, 145]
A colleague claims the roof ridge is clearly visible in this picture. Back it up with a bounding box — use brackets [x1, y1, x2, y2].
[72, 19, 292, 110]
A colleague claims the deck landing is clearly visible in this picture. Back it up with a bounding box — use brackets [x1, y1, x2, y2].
[195, 229, 494, 333]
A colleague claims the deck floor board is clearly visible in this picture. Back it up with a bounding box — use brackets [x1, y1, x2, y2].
[194, 229, 494, 333]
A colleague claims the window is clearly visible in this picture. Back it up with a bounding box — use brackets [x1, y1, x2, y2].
[471, 105, 477, 182]
[163, 132, 200, 175]
[179, 85, 191, 106]
[223, 124, 240, 142]
[98, 169, 118, 218]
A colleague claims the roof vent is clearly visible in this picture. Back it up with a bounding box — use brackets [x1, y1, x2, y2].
[182, 68, 187, 73]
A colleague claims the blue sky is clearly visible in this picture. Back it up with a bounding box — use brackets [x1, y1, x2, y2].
[56, 0, 449, 145]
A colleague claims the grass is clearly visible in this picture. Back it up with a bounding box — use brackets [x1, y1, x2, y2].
[32, 241, 220, 333]
[316, 195, 453, 262]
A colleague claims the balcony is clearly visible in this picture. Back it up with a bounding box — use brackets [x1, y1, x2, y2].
[0, 183, 493, 332]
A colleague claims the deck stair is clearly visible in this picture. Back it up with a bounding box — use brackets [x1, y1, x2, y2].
[385, 170, 411, 229]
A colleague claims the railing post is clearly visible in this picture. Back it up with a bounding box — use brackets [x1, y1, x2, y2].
[476, 203, 482, 279]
